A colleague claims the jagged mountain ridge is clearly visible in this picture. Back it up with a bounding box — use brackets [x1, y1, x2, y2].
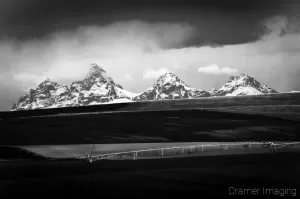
[12, 65, 278, 111]
[133, 73, 277, 101]
[12, 64, 137, 111]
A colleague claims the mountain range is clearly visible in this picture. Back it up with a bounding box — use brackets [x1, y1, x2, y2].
[11, 63, 278, 111]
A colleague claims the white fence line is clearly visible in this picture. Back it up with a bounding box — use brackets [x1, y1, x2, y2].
[79, 141, 300, 163]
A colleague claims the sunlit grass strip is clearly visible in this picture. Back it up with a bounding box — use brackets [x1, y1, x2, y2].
[79, 141, 300, 162]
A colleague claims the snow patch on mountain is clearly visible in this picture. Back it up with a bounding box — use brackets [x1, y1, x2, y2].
[225, 86, 263, 96]
[114, 86, 139, 99]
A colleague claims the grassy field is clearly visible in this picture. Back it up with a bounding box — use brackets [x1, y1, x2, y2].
[0, 93, 299, 145]
[0, 109, 299, 145]
[0, 141, 298, 162]
[1, 152, 299, 198]
[206, 105, 300, 121]
[8, 141, 298, 160]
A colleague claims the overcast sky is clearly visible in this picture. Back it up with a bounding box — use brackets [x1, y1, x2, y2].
[0, 0, 300, 110]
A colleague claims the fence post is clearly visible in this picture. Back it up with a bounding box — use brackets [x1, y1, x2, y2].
[162, 149, 164, 156]
[202, 145, 203, 152]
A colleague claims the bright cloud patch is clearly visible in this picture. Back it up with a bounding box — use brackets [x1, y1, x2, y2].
[123, 74, 133, 80]
[143, 68, 169, 79]
[13, 73, 48, 91]
[197, 64, 238, 75]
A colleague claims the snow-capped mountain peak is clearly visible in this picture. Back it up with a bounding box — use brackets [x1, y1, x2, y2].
[37, 78, 59, 90]
[11, 78, 73, 110]
[87, 63, 106, 78]
[12, 63, 138, 110]
[154, 73, 192, 90]
[134, 72, 210, 101]
[217, 73, 277, 96]
[240, 73, 249, 77]
[41, 78, 52, 83]
[84, 63, 115, 85]
[156, 73, 185, 84]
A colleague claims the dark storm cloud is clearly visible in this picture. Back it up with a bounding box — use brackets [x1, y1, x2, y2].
[0, 0, 291, 45]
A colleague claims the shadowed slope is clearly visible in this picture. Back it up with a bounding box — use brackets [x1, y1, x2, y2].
[0, 109, 299, 145]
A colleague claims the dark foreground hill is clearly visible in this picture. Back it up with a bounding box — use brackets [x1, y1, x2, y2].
[0, 93, 300, 145]
[0, 152, 299, 198]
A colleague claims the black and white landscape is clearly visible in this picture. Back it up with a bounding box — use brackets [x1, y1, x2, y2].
[1, 0, 300, 198]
